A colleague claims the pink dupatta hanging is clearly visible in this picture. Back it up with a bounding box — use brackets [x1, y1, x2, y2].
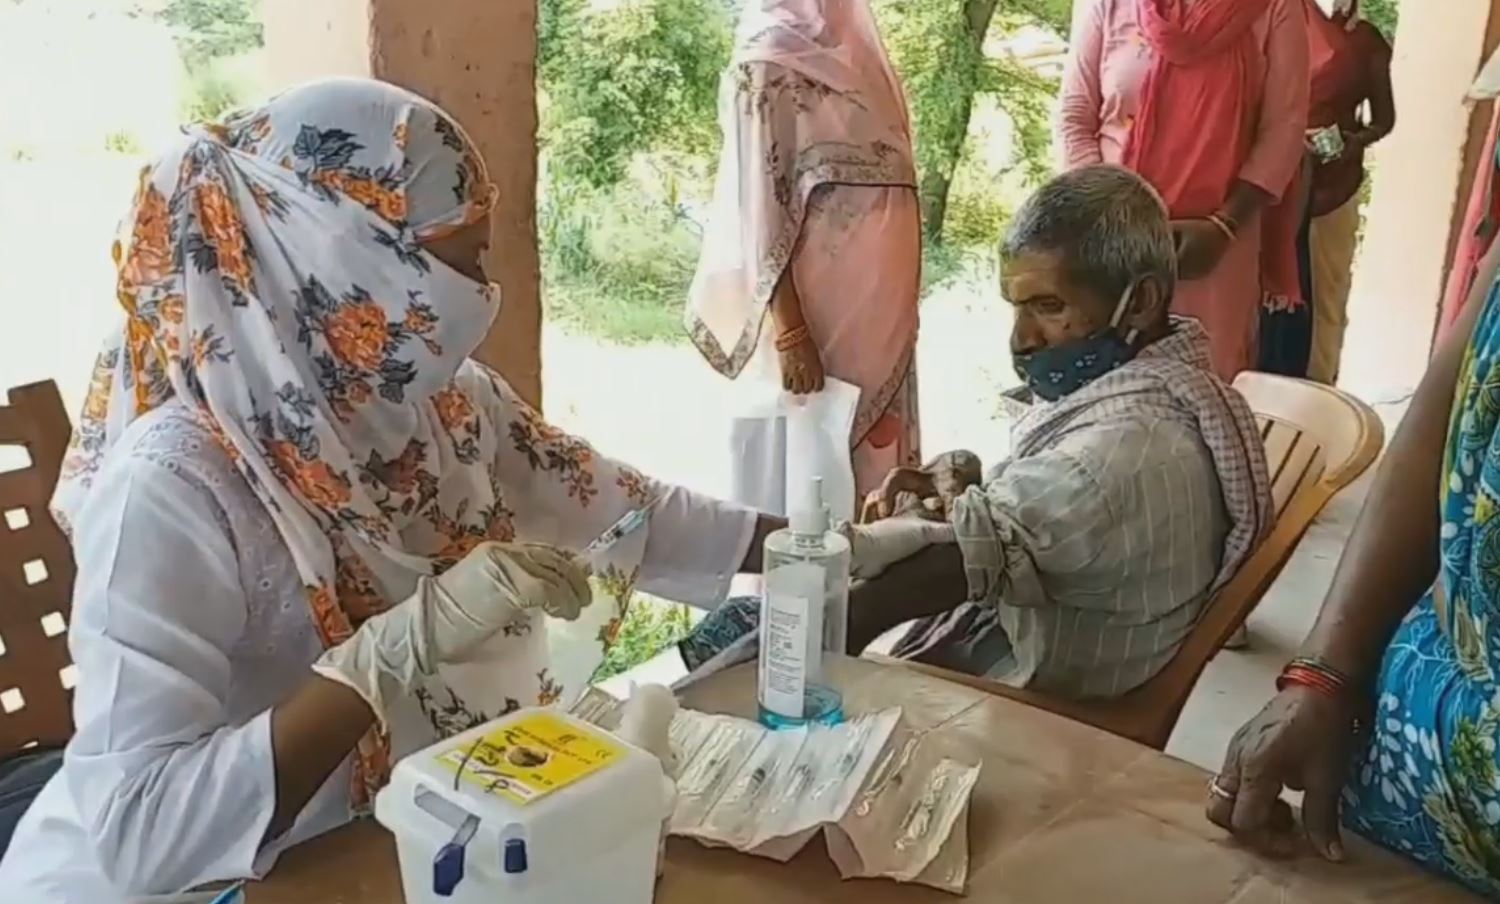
[685, 0, 921, 464]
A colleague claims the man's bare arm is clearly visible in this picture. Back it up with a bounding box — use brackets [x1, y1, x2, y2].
[848, 543, 968, 653]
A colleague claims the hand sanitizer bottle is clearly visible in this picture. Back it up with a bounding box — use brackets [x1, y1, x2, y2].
[757, 477, 851, 728]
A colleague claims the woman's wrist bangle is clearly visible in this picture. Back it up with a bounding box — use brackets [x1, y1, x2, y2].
[1277, 656, 1352, 698]
[775, 324, 810, 352]
[1206, 212, 1238, 243]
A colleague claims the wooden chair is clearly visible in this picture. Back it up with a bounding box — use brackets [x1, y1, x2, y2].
[0, 382, 76, 756]
[874, 372, 1386, 750]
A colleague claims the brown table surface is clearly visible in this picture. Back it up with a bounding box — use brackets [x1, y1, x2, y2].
[248, 658, 1482, 903]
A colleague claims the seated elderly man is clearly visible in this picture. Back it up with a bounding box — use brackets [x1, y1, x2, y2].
[843, 165, 1273, 698]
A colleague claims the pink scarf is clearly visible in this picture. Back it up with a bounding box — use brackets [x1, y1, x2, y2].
[685, 0, 919, 438]
[1126, 0, 1304, 309]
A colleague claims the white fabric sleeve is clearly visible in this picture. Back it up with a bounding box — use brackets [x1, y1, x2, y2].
[62, 457, 344, 896]
[633, 483, 758, 609]
[478, 368, 758, 609]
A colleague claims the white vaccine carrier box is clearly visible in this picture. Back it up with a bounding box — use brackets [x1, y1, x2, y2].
[375, 708, 669, 904]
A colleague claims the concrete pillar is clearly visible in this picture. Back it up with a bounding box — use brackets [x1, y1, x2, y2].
[261, 0, 543, 408]
[1344, 0, 1499, 397]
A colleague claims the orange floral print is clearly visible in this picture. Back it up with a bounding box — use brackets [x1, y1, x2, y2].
[335, 547, 387, 624]
[324, 300, 390, 371]
[432, 386, 476, 432]
[536, 669, 563, 707]
[365, 438, 430, 498]
[346, 379, 372, 406]
[80, 387, 109, 424]
[248, 181, 288, 219]
[158, 296, 185, 325]
[268, 439, 353, 510]
[598, 613, 626, 647]
[516, 400, 568, 443]
[510, 402, 599, 505]
[198, 406, 242, 466]
[59, 92, 552, 812]
[312, 170, 409, 225]
[80, 355, 115, 423]
[122, 177, 173, 288]
[194, 181, 252, 290]
[434, 533, 484, 566]
[616, 466, 652, 507]
[305, 581, 353, 647]
[125, 317, 159, 414]
[228, 112, 271, 153]
[403, 304, 437, 336]
[377, 189, 408, 224]
[426, 495, 518, 568]
[190, 327, 229, 367]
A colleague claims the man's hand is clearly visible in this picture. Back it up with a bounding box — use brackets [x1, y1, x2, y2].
[1173, 218, 1234, 281]
[861, 452, 982, 523]
[847, 544, 969, 655]
[862, 467, 937, 522]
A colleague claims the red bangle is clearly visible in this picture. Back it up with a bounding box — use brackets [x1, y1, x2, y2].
[775, 324, 810, 352]
[1276, 658, 1350, 698]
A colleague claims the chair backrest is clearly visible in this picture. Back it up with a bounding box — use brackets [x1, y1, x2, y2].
[1095, 373, 1385, 746]
[878, 373, 1386, 750]
[0, 381, 77, 756]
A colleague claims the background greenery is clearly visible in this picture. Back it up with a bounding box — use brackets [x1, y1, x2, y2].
[167, 0, 1404, 347]
[537, 0, 1082, 342]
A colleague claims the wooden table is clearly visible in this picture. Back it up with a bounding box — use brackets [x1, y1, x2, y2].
[249, 658, 1482, 904]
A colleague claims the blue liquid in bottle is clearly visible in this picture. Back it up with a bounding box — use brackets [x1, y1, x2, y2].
[756, 478, 850, 730]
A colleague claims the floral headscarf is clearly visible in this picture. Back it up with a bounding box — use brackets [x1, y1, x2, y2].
[55, 77, 509, 804]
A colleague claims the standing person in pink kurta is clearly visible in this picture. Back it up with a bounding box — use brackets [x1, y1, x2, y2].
[687, 0, 923, 500]
[1057, 0, 1310, 379]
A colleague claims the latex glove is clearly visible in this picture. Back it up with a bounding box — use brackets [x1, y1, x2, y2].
[617, 684, 679, 776]
[616, 684, 679, 879]
[842, 517, 957, 581]
[312, 542, 592, 727]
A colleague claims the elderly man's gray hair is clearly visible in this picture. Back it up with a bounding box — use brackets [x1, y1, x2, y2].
[1001, 165, 1177, 305]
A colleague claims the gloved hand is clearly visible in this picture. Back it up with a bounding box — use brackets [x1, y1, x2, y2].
[841, 517, 957, 581]
[312, 542, 592, 727]
[616, 684, 679, 879]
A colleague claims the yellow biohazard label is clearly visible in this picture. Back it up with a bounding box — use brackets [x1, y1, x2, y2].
[436, 713, 623, 806]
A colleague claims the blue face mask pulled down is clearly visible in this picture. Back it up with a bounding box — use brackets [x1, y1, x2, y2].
[1012, 286, 1140, 402]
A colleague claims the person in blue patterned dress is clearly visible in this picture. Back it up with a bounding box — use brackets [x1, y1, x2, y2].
[1208, 232, 1500, 895]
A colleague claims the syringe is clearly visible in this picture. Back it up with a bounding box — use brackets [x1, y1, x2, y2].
[582, 497, 663, 562]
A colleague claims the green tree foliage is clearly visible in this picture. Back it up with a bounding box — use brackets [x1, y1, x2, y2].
[877, 0, 1000, 242]
[157, 0, 264, 64]
[1009, 0, 1072, 36]
[539, 0, 731, 190]
[1361, 0, 1399, 40]
[876, 0, 1060, 242]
